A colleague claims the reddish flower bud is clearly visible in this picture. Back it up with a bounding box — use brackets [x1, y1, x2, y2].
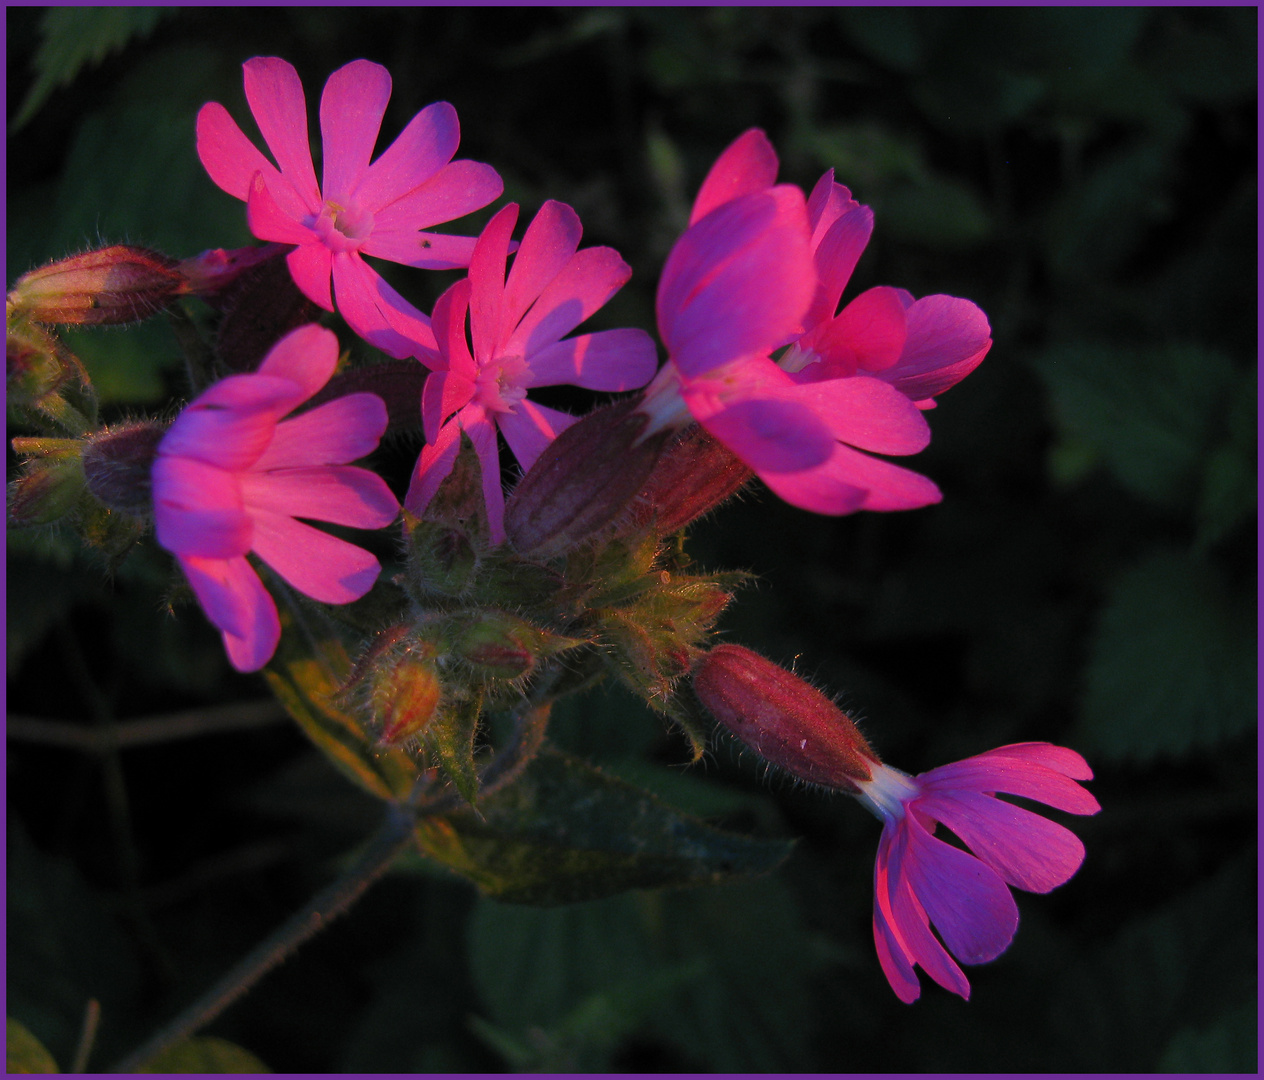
[504, 397, 671, 558]
[81, 420, 166, 514]
[10, 245, 186, 326]
[692, 644, 877, 789]
[448, 612, 585, 682]
[375, 654, 444, 746]
[174, 243, 290, 299]
[630, 424, 753, 534]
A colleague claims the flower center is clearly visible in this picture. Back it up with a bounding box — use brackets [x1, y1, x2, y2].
[475, 354, 530, 413]
[854, 762, 921, 824]
[778, 342, 821, 374]
[308, 200, 375, 254]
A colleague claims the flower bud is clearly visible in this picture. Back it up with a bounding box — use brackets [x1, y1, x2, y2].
[374, 653, 444, 746]
[504, 397, 672, 558]
[10, 245, 186, 326]
[81, 420, 166, 514]
[6, 317, 97, 432]
[692, 644, 877, 789]
[447, 611, 585, 682]
[7, 437, 86, 526]
[630, 424, 753, 534]
[174, 243, 290, 300]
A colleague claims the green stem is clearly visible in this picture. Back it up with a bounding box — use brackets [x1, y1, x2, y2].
[110, 804, 416, 1073]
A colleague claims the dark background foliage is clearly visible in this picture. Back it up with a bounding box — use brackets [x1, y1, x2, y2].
[7, 6, 1256, 1072]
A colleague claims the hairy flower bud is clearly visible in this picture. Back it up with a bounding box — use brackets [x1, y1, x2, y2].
[10, 245, 186, 326]
[504, 397, 671, 558]
[447, 611, 586, 682]
[375, 653, 444, 746]
[692, 644, 877, 789]
[81, 420, 166, 514]
[630, 424, 753, 534]
[7, 437, 86, 526]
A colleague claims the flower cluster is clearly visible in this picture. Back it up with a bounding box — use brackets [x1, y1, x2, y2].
[9, 55, 1095, 1007]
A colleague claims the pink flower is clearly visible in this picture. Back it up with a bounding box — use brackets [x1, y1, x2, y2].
[152, 324, 399, 672]
[404, 200, 658, 543]
[855, 743, 1100, 1003]
[197, 57, 503, 359]
[644, 129, 990, 515]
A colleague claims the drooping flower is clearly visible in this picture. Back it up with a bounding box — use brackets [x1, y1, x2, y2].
[643, 129, 990, 516]
[152, 324, 399, 672]
[404, 200, 658, 543]
[691, 644, 1099, 1003]
[855, 744, 1099, 1003]
[197, 57, 503, 358]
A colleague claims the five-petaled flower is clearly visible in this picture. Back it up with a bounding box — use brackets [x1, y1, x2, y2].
[404, 200, 658, 543]
[855, 743, 1099, 1003]
[197, 57, 503, 359]
[642, 129, 991, 516]
[152, 324, 399, 672]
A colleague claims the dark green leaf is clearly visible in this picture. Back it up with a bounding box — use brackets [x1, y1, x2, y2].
[6, 1019, 59, 1073]
[1030, 342, 1235, 509]
[1079, 549, 1254, 762]
[137, 1036, 270, 1073]
[414, 747, 793, 904]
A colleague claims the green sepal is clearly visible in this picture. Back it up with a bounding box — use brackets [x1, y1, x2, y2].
[411, 747, 793, 904]
[6, 1018, 58, 1073]
[264, 609, 419, 804]
[428, 693, 484, 807]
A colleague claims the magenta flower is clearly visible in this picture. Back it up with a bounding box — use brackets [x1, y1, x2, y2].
[643, 129, 990, 516]
[404, 200, 658, 543]
[855, 743, 1100, 1003]
[152, 324, 399, 672]
[197, 57, 503, 359]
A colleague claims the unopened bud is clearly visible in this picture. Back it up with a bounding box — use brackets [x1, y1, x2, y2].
[10, 245, 186, 326]
[6, 317, 97, 432]
[692, 644, 877, 789]
[355, 638, 443, 746]
[7, 437, 86, 525]
[81, 420, 166, 514]
[174, 243, 290, 300]
[448, 611, 584, 681]
[630, 424, 753, 534]
[504, 397, 671, 558]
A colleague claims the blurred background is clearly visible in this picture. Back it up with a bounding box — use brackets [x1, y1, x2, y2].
[7, 7, 1256, 1072]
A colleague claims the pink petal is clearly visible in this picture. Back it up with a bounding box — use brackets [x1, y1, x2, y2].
[359, 226, 479, 271]
[978, 743, 1095, 782]
[158, 374, 299, 469]
[790, 376, 929, 455]
[760, 442, 941, 515]
[372, 268, 439, 356]
[922, 755, 1101, 817]
[803, 204, 874, 330]
[469, 204, 518, 362]
[523, 328, 659, 391]
[284, 241, 334, 312]
[179, 553, 280, 671]
[255, 323, 338, 401]
[249, 507, 381, 604]
[690, 129, 780, 224]
[689, 386, 836, 474]
[882, 295, 991, 401]
[404, 417, 461, 517]
[506, 246, 633, 359]
[429, 279, 477, 378]
[330, 252, 422, 359]
[921, 789, 1088, 894]
[806, 170, 858, 239]
[370, 159, 504, 235]
[241, 57, 320, 213]
[240, 464, 398, 529]
[196, 102, 307, 219]
[152, 456, 251, 558]
[885, 822, 974, 998]
[462, 408, 506, 544]
[503, 200, 582, 334]
[497, 398, 577, 473]
[657, 187, 813, 378]
[903, 813, 1019, 965]
[873, 827, 924, 1003]
[421, 368, 476, 443]
[319, 59, 391, 201]
[245, 171, 314, 247]
[256, 393, 389, 471]
[354, 101, 459, 211]
[800, 286, 908, 379]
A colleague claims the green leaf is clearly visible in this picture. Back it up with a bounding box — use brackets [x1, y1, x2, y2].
[6, 1019, 59, 1073]
[413, 747, 793, 904]
[136, 1036, 270, 1073]
[881, 175, 992, 248]
[263, 604, 419, 804]
[1030, 342, 1235, 509]
[1078, 549, 1254, 763]
[1159, 1002, 1257, 1073]
[1194, 366, 1256, 550]
[428, 696, 484, 807]
[11, 7, 173, 130]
